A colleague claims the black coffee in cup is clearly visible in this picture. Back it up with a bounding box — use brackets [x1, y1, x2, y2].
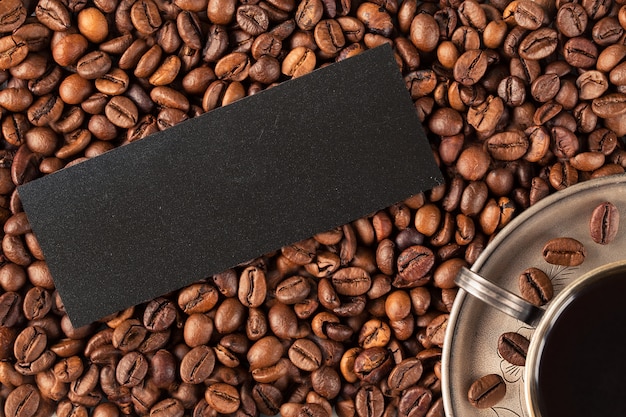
[535, 269, 626, 417]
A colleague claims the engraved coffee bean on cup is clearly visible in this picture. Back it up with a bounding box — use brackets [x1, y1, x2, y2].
[542, 237, 586, 266]
[589, 201, 620, 245]
[518, 267, 553, 306]
[468, 373, 506, 409]
[498, 332, 530, 366]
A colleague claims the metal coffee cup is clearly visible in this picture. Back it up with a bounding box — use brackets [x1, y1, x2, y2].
[455, 260, 626, 417]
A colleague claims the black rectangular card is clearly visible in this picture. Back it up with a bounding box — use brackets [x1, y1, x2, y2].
[18, 44, 443, 326]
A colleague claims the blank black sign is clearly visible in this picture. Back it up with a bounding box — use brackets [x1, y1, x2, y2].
[19, 44, 443, 326]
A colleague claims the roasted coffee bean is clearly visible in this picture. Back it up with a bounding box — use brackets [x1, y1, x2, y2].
[314, 19, 345, 55]
[498, 332, 529, 367]
[542, 237, 586, 266]
[76, 51, 112, 80]
[518, 28, 558, 60]
[409, 12, 439, 53]
[357, 2, 393, 38]
[331, 267, 371, 296]
[387, 357, 423, 392]
[468, 374, 506, 409]
[593, 93, 626, 118]
[14, 326, 47, 364]
[556, 3, 587, 37]
[518, 267, 553, 306]
[486, 130, 529, 161]
[252, 383, 282, 415]
[150, 398, 184, 417]
[590, 201, 620, 245]
[355, 385, 384, 417]
[5, 384, 40, 417]
[205, 383, 240, 414]
[394, 245, 435, 288]
[143, 297, 177, 331]
[238, 266, 267, 308]
[112, 319, 146, 352]
[116, 351, 148, 387]
[353, 347, 393, 384]
[105, 96, 138, 129]
[130, 0, 162, 34]
[0, 0, 27, 33]
[398, 386, 432, 417]
[453, 49, 488, 86]
[23, 286, 52, 321]
[180, 345, 216, 384]
[288, 338, 322, 371]
[237, 5, 269, 36]
[563, 37, 598, 69]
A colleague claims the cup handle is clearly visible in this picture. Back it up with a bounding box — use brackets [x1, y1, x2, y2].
[455, 267, 544, 327]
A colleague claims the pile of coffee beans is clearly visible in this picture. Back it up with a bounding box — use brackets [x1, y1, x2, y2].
[2, 0, 626, 416]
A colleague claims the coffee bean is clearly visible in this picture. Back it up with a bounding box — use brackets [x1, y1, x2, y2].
[518, 267, 553, 306]
[331, 267, 371, 296]
[177, 283, 219, 314]
[409, 13, 439, 53]
[237, 5, 269, 36]
[4, 384, 40, 417]
[105, 96, 138, 129]
[453, 49, 488, 86]
[511, 0, 544, 30]
[296, 0, 323, 30]
[355, 385, 384, 417]
[398, 386, 432, 417]
[0, 35, 28, 71]
[394, 245, 435, 288]
[14, 326, 47, 364]
[468, 374, 506, 409]
[275, 275, 311, 304]
[114, 351, 148, 388]
[353, 347, 393, 384]
[518, 28, 558, 60]
[143, 297, 177, 331]
[590, 201, 619, 245]
[36, 0, 71, 31]
[387, 357, 423, 392]
[180, 345, 216, 384]
[314, 19, 345, 55]
[486, 130, 529, 161]
[130, 0, 162, 34]
[237, 266, 267, 308]
[542, 237, 586, 266]
[205, 383, 240, 414]
[556, 3, 588, 38]
[593, 93, 626, 118]
[498, 332, 530, 367]
[252, 383, 282, 415]
[357, 2, 393, 38]
[149, 398, 184, 417]
[563, 37, 598, 69]
[0, 0, 27, 33]
[311, 366, 341, 399]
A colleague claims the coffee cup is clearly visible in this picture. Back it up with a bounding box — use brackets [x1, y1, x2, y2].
[455, 260, 626, 417]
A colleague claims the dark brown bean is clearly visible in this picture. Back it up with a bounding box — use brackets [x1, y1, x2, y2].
[590, 201, 620, 245]
[468, 374, 506, 409]
[542, 237, 586, 266]
[498, 332, 530, 366]
[518, 267, 553, 306]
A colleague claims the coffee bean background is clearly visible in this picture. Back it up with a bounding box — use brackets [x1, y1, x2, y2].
[1, 0, 626, 416]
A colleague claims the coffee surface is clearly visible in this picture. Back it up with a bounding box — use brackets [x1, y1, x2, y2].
[537, 271, 626, 417]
